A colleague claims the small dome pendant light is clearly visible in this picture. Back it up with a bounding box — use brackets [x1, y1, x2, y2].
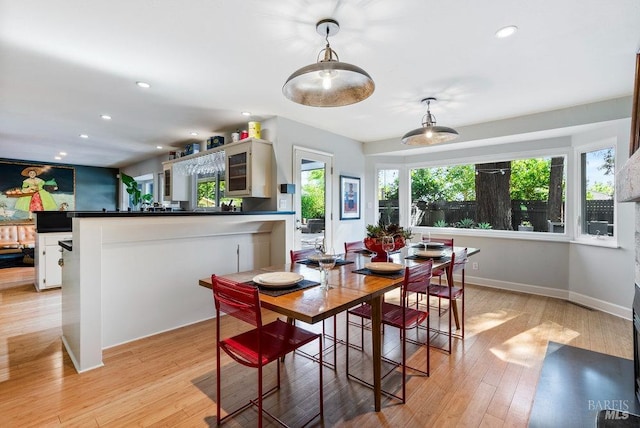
[282, 18, 375, 107]
[401, 97, 459, 145]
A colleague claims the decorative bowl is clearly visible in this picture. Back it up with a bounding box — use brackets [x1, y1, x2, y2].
[364, 236, 406, 262]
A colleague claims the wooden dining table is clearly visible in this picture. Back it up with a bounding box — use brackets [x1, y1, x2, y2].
[199, 246, 477, 411]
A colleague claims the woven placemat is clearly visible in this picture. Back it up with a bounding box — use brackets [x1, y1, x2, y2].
[352, 268, 405, 279]
[296, 259, 354, 267]
[243, 279, 320, 297]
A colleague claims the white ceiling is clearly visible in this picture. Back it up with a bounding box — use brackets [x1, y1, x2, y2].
[1, 0, 639, 168]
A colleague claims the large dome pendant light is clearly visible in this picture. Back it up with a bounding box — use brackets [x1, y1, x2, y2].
[282, 19, 375, 107]
[401, 97, 459, 145]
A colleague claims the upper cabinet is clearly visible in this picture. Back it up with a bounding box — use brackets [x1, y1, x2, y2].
[162, 164, 189, 201]
[225, 138, 272, 198]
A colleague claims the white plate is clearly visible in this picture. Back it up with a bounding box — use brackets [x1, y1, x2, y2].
[364, 262, 404, 273]
[415, 250, 445, 259]
[253, 272, 304, 288]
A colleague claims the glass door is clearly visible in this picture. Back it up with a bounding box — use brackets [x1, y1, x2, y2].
[293, 147, 333, 251]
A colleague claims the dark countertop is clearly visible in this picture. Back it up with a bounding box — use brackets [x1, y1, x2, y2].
[59, 240, 72, 251]
[66, 210, 294, 218]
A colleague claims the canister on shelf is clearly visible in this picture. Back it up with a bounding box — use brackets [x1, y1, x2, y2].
[240, 129, 249, 140]
[248, 121, 261, 139]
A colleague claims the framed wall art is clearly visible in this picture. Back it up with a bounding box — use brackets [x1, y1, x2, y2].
[0, 161, 75, 222]
[340, 175, 361, 220]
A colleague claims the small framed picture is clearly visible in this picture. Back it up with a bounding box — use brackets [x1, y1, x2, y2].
[340, 175, 361, 220]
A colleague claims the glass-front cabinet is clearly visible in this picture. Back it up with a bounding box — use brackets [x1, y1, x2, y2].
[225, 138, 272, 198]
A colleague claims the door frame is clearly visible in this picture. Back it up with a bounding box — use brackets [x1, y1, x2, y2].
[293, 146, 334, 251]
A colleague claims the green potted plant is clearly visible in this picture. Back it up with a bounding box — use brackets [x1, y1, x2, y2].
[364, 222, 412, 262]
[121, 173, 153, 210]
[518, 220, 534, 232]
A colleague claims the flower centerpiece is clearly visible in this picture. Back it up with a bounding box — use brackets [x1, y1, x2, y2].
[364, 223, 413, 262]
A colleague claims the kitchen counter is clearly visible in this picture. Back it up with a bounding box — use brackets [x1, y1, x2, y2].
[67, 210, 294, 218]
[60, 212, 294, 372]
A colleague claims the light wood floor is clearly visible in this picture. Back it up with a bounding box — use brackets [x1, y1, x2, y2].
[0, 269, 633, 427]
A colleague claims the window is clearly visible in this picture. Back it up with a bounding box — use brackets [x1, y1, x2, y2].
[409, 155, 566, 233]
[196, 172, 231, 208]
[377, 169, 399, 225]
[579, 146, 615, 239]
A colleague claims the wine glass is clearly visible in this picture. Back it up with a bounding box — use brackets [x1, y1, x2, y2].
[318, 249, 337, 289]
[381, 236, 395, 262]
[420, 231, 431, 247]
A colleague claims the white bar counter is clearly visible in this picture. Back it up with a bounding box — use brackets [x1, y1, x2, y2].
[60, 211, 294, 372]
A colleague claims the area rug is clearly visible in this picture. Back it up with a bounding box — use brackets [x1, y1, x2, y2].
[529, 342, 640, 427]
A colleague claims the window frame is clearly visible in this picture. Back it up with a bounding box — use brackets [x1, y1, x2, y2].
[572, 138, 618, 247]
[397, 146, 573, 242]
[195, 171, 226, 209]
[374, 164, 404, 227]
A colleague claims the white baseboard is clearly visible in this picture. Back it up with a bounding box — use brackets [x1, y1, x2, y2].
[463, 274, 632, 321]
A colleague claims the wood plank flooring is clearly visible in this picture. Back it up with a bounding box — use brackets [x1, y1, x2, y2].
[0, 271, 633, 427]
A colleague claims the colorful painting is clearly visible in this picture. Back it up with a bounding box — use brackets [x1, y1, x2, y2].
[340, 175, 361, 220]
[0, 161, 75, 222]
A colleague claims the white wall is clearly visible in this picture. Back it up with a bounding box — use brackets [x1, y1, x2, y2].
[567, 120, 635, 314]
[267, 116, 366, 250]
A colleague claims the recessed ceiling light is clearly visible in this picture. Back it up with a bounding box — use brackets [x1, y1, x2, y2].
[136, 81, 151, 89]
[241, 111, 251, 116]
[156, 146, 163, 149]
[101, 114, 112, 120]
[495, 25, 518, 38]
[59, 152, 67, 156]
[79, 134, 89, 139]
[190, 132, 199, 136]
[54, 156, 62, 160]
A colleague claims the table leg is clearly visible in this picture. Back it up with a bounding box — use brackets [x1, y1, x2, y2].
[371, 295, 382, 411]
[451, 301, 460, 330]
[446, 265, 461, 330]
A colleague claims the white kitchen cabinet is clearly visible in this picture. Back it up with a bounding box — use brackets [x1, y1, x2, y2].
[162, 164, 189, 201]
[35, 232, 72, 291]
[225, 138, 272, 198]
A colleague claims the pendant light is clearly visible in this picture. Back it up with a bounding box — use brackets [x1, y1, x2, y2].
[282, 19, 375, 107]
[401, 97, 459, 145]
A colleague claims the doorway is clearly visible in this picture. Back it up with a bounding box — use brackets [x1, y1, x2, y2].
[293, 147, 333, 251]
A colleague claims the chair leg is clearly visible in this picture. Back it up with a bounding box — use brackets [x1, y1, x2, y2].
[319, 335, 324, 419]
[257, 365, 263, 428]
[427, 314, 430, 375]
[216, 342, 221, 426]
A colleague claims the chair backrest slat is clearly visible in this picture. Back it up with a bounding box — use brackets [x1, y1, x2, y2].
[344, 240, 366, 254]
[212, 275, 261, 327]
[430, 237, 454, 247]
[452, 248, 468, 275]
[290, 248, 318, 263]
[404, 260, 433, 295]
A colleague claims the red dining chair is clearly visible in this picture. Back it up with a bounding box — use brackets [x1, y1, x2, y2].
[289, 248, 338, 368]
[289, 248, 318, 263]
[429, 237, 453, 284]
[212, 275, 323, 427]
[424, 237, 454, 316]
[427, 248, 467, 353]
[345, 262, 431, 403]
[344, 240, 366, 254]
